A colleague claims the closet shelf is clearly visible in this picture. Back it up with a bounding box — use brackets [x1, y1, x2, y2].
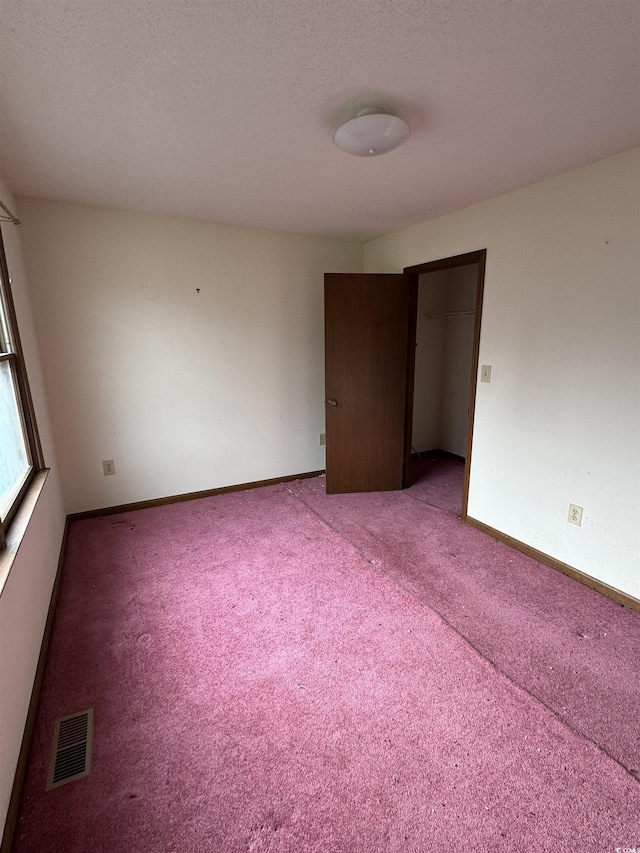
[426, 310, 475, 320]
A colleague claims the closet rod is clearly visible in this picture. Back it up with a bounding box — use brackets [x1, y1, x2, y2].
[0, 199, 20, 226]
[426, 310, 475, 320]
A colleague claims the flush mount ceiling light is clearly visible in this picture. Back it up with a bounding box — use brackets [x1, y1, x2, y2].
[333, 107, 410, 157]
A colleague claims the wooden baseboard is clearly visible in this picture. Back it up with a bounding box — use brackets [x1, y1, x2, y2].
[1, 521, 69, 853]
[67, 469, 325, 522]
[466, 515, 640, 612]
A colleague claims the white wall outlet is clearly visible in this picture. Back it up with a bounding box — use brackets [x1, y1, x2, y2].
[319, 433, 326, 446]
[481, 365, 492, 383]
[103, 459, 116, 476]
[567, 503, 583, 526]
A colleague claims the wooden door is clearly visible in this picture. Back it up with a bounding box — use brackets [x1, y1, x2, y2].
[324, 273, 416, 494]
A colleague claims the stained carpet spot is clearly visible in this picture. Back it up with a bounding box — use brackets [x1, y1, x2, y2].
[46, 709, 93, 790]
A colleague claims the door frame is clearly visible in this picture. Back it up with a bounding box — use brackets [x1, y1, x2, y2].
[403, 249, 486, 519]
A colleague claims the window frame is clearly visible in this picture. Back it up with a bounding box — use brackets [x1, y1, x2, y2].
[0, 223, 44, 549]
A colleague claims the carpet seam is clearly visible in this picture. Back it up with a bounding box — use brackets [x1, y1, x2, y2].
[286, 481, 640, 787]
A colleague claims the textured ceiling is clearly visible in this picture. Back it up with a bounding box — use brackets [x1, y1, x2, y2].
[1, 0, 639, 241]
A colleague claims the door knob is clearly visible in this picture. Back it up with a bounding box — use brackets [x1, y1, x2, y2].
[327, 398, 338, 406]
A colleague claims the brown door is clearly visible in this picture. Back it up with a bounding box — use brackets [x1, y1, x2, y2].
[324, 273, 416, 494]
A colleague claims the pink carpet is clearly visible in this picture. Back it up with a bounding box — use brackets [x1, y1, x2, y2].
[295, 455, 640, 777]
[13, 457, 640, 852]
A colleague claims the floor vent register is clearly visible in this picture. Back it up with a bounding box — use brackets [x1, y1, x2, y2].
[46, 708, 94, 790]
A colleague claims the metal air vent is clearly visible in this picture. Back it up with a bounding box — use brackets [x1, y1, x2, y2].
[46, 708, 93, 790]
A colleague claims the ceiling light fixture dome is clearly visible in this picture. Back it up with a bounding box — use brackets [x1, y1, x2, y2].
[333, 107, 410, 157]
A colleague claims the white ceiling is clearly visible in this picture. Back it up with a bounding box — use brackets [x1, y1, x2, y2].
[1, 0, 639, 241]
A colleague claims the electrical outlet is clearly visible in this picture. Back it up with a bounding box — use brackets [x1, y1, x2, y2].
[103, 459, 116, 476]
[319, 433, 326, 446]
[567, 503, 583, 526]
[481, 365, 492, 383]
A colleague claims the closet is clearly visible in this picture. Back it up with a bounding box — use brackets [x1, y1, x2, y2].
[412, 263, 479, 459]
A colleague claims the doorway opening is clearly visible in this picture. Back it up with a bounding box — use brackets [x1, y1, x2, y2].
[404, 250, 486, 519]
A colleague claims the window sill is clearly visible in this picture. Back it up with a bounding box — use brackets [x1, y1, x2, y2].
[0, 469, 50, 598]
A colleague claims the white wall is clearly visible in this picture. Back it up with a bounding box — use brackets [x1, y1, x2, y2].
[412, 273, 446, 451]
[17, 199, 363, 513]
[413, 266, 477, 456]
[365, 148, 640, 599]
[439, 266, 477, 457]
[0, 179, 66, 834]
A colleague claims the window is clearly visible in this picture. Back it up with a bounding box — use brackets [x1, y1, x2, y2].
[0, 224, 43, 548]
